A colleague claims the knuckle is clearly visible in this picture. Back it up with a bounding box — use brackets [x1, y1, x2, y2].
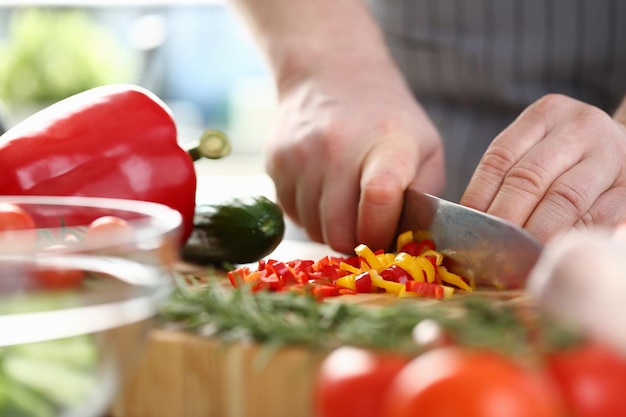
[533, 94, 611, 131]
[572, 105, 611, 130]
[480, 143, 555, 197]
[546, 182, 590, 219]
[503, 160, 551, 196]
[533, 93, 571, 110]
[525, 94, 569, 122]
[319, 123, 353, 161]
[479, 146, 519, 177]
[360, 178, 403, 207]
[579, 186, 626, 227]
[577, 211, 596, 228]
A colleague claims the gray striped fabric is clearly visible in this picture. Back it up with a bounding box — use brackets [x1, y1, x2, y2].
[365, 0, 626, 201]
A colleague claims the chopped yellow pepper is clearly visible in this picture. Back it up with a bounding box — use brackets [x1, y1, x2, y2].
[420, 249, 444, 266]
[368, 269, 404, 295]
[355, 244, 383, 272]
[393, 252, 436, 283]
[442, 286, 456, 299]
[396, 230, 414, 252]
[339, 262, 361, 275]
[377, 252, 395, 270]
[335, 274, 356, 290]
[397, 286, 418, 298]
[436, 265, 473, 292]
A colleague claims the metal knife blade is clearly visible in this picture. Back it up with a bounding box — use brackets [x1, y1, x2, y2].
[397, 189, 543, 289]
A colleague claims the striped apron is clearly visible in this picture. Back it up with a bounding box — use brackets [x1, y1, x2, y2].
[366, 0, 626, 201]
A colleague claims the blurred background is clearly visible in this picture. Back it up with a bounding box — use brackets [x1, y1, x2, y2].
[0, 0, 277, 155]
[0, 0, 308, 239]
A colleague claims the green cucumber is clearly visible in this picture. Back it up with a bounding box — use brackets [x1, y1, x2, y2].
[182, 196, 285, 265]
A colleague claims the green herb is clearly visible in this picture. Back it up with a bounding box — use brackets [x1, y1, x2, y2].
[159, 276, 576, 358]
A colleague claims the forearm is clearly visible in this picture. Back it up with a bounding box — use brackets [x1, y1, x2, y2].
[227, 0, 393, 90]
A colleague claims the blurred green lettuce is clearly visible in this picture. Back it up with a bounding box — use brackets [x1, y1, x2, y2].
[0, 8, 136, 107]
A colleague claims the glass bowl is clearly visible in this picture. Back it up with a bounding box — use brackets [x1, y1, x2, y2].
[0, 195, 182, 417]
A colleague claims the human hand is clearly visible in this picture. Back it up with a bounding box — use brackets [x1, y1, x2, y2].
[265, 58, 445, 254]
[461, 94, 626, 243]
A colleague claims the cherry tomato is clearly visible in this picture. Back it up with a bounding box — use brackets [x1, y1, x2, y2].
[382, 346, 565, 417]
[84, 215, 134, 248]
[34, 267, 85, 289]
[0, 203, 37, 254]
[34, 244, 86, 289]
[546, 341, 626, 417]
[314, 346, 411, 417]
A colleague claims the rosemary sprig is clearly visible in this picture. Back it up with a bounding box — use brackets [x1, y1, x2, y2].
[158, 276, 572, 358]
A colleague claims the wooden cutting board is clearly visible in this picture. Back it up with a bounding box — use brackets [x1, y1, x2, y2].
[109, 240, 526, 417]
[109, 327, 326, 417]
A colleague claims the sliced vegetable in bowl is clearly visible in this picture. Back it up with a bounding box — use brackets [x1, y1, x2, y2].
[0, 195, 182, 417]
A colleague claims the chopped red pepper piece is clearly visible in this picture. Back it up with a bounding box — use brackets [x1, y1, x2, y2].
[266, 259, 298, 284]
[405, 280, 445, 299]
[399, 240, 422, 256]
[255, 271, 283, 292]
[417, 239, 436, 254]
[380, 265, 412, 284]
[228, 267, 250, 287]
[312, 284, 341, 300]
[342, 255, 361, 268]
[354, 271, 374, 293]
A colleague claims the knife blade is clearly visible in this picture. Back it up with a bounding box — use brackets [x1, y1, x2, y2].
[396, 189, 543, 289]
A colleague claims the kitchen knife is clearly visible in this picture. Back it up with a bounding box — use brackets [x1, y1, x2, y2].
[396, 189, 543, 289]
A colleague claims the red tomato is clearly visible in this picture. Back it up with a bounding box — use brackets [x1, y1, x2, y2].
[0, 203, 36, 230]
[382, 346, 565, 417]
[546, 341, 626, 417]
[314, 346, 411, 417]
[0, 203, 37, 254]
[84, 216, 134, 248]
[34, 244, 86, 289]
[34, 267, 85, 289]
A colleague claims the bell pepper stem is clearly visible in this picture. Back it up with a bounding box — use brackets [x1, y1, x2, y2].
[187, 129, 232, 161]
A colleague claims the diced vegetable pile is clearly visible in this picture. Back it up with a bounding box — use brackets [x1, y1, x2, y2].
[228, 230, 473, 300]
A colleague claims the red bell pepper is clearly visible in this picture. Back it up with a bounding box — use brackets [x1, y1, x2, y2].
[354, 271, 374, 293]
[405, 280, 446, 299]
[0, 84, 197, 242]
[380, 264, 412, 284]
